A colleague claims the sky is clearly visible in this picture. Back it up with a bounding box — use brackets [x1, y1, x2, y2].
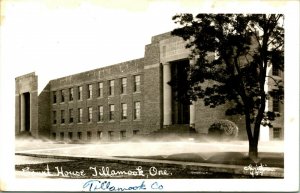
[0, 0, 299, 191]
[0, 0, 296, 92]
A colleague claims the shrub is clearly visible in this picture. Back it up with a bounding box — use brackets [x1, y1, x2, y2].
[208, 120, 238, 140]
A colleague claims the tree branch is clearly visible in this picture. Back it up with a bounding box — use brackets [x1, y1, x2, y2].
[266, 76, 282, 88]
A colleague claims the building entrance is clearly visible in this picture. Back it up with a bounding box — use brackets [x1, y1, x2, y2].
[21, 92, 31, 132]
[171, 59, 190, 124]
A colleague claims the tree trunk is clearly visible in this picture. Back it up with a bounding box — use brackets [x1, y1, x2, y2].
[249, 140, 258, 161]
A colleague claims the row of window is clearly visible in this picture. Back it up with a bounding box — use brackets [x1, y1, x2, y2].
[53, 75, 141, 103]
[52, 130, 140, 141]
[53, 102, 141, 124]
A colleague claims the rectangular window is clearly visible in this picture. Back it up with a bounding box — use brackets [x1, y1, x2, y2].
[273, 127, 281, 139]
[134, 75, 140, 92]
[52, 133, 56, 140]
[121, 78, 127, 94]
[109, 104, 114, 121]
[120, 130, 126, 140]
[88, 84, 92, 99]
[69, 109, 74, 123]
[98, 106, 103, 122]
[77, 132, 82, 140]
[108, 131, 113, 141]
[87, 131, 92, 141]
[134, 101, 140, 120]
[53, 91, 57, 104]
[61, 90, 65, 102]
[121, 103, 127, 120]
[60, 132, 64, 141]
[68, 132, 73, 140]
[273, 92, 280, 112]
[133, 130, 140, 135]
[53, 111, 57, 124]
[69, 88, 74, 101]
[98, 82, 103, 97]
[78, 86, 82, 100]
[97, 131, 103, 140]
[88, 107, 92, 122]
[78, 108, 82, 123]
[61, 110, 65, 124]
[272, 65, 279, 76]
[109, 80, 114, 96]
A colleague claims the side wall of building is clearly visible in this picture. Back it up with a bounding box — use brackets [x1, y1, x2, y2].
[49, 59, 149, 141]
[38, 83, 51, 138]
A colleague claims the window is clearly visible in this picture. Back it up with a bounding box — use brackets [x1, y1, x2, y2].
[68, 132, 73, 140]
[88, 84, 92, 99]
[134, 75, 140, 92]
[87, 131, 92, 141]
[134, 102, 140, 120]
[133, 130, 140, 135]
[98, 82, 103, 97]
[88, 107, 92, 122]
[60, 132, 64, 141]
[109, 104, 114, 121]
[78, 108, 82, 123]
[272, 65, 279, 76]
[61, 110, 65, 124]
[120, 130, 126, 140]
[121, 103, 127, 120]
[77, 132, 82, 140]
[69, 109, 74, 123]
[108, 131, 113, 141]
[61, 90, 65, 102]
[121, 78, 127, 94]
[109, 80, 114, 96]
[53, 111, 57, 124]
[98, 106, 103, 122]
[52, 133, 56, 140]
[273, 92, 280, 112]
[97, 131, 103, 140]
[69, 88, 74, 101]
[273, 127, 281, 139]
[53, 91, 57, 104]
[78, 86, 82, 100]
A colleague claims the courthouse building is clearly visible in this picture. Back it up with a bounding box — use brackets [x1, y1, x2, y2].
[15, 32, 284, 141]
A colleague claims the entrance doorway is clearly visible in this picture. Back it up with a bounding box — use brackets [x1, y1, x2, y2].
[171, 59, 190, 124]
[21, 92, 31, 132]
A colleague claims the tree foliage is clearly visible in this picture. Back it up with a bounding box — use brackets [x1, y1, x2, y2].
[171, 14, 284, 158]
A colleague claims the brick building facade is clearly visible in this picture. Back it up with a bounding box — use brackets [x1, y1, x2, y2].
[15, 32, 284, 142]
